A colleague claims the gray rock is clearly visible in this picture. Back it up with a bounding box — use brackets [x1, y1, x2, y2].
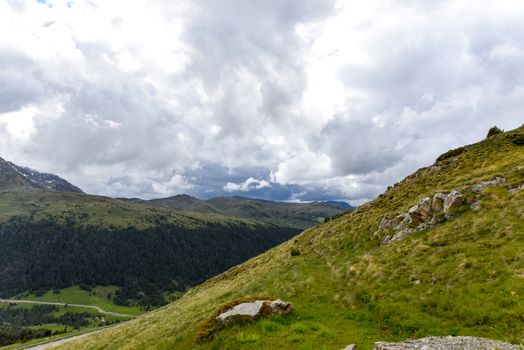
[509, 183, 524, 193]
[379, 216, 395, 231]
[470, 201, 480, 210]
[269, 299, 293, 315]
[380, 190, 468, 244]
[443, 190, 465, 215]
[342, 345, 356, 350]
[373, 336, 518, 350]
[216, 299, 293, 327]
[431, 193, 447, 212]
[471, 176, 507, 193]
[408, 197, 432, 226]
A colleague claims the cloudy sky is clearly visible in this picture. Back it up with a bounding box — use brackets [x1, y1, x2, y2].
[0, 0, 523, 204]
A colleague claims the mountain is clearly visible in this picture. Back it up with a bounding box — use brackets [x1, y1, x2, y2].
[0, 157, 83, 193]
[119, 194, 221, 214]
[206, 196, 348, 229]
[318, 200, 354, 210]
[124, 195, 350, 230]
[0, 186, 299, 306]
[62, 126, 524, 349]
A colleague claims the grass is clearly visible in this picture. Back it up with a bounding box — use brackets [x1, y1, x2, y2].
[16, 286, 143, 316]
[42, 126, 524, 349]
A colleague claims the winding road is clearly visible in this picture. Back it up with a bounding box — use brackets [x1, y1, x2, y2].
[0, 298, 136, 318]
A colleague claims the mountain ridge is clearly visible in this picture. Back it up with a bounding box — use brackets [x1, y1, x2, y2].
[0, 157, 83, 193]
[119, 194, 353, 230]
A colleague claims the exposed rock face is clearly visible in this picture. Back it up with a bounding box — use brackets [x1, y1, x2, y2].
[373, 336, 518, 350]
[380, 191, 466, 244]
[216, 299, 293, 327]
[470, 176, 507, 193]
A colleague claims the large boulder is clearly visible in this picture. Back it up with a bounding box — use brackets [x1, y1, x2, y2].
[373, 336, 518, 350]
[408, 197, 432, 226]
[216, 299, 293, 327]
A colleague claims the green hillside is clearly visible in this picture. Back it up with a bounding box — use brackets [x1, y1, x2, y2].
[57, 126, 524, 349]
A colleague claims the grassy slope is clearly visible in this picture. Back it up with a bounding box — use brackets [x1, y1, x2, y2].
[53, 127, 524, 349]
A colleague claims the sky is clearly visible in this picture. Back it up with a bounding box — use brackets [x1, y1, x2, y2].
[0, 0, 523, 204]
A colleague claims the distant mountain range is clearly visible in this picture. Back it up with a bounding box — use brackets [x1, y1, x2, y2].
[118, 195, 353, 230]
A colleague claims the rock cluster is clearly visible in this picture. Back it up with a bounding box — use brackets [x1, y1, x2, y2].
[216, 299, 293, 327]
[471, 176, 507, 193]
[379, 190, 466, 244]
[373, 336, 519, 350]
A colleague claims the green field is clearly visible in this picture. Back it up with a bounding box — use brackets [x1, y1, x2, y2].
[16, 286, 143, 316]
[51, 127, 524, 349]
[0, 300, 129, 350]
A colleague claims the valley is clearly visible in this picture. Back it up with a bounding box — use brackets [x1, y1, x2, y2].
[0, 158, 349, 348]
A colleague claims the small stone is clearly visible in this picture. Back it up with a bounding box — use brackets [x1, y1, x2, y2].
[342, 345, 356, 350]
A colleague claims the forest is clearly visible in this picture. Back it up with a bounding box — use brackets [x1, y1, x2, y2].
[0, 215, 298, 307]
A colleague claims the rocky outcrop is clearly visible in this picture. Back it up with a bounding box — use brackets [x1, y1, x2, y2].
[216, 299, 293, 327]
[373, 336, 518, 349]
[379, 190, 466, 244]
[470, 176, 507, 193]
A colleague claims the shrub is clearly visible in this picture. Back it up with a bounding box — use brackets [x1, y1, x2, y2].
[508, 134, 524, 146]
[486, 126, 503, 137]
[290, 248, 301, 256]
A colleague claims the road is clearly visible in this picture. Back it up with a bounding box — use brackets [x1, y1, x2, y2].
[0, 298, 136, 318]
[15, 326, 113, 350]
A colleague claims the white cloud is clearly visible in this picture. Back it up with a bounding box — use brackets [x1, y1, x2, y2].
[0, 0, 523, 202]
[224, 178, 271, 192]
